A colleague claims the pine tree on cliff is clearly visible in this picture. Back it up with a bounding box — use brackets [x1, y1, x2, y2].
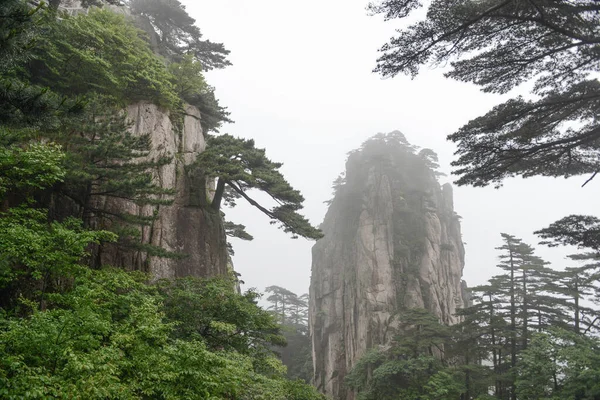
[197, 134, 322, 240]
[128, 0, 230, 70]
[57, 98, 174, 225]
[0, 0, 82, 129]
[20, 8, 193, 259]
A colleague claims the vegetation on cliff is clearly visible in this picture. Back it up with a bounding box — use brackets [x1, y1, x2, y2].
[0, 0, 322, 397]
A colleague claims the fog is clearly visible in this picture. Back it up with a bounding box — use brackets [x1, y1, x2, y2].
[183, 0, 600, 296]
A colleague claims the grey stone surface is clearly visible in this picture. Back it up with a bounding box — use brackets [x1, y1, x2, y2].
[96, 102, 227, 279]
[309, 139, 467, 399]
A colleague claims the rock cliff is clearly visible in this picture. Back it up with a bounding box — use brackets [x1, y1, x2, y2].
[93, 103, 228, 279]
[47, 2, 228, 279]
[309, 132, 468, 399]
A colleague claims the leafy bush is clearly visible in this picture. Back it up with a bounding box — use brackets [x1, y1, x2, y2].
[0, 269, 326, 399]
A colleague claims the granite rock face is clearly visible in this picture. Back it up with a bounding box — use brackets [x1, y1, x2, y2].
[94, 102, 227, 279]
[309, 132, 468, 399]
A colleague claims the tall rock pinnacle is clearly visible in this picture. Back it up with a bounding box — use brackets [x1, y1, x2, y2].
[309, 131, 468, 399]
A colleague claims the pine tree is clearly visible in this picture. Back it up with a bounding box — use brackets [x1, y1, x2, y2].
[556, 260, 600, 334]
[455, 281, 509, 399]
[265, 285, 298, 323]
[460, 235, 556, 399]
[56, 98, 174, 224]
[536, 215, 600, 252]
[197, 134, 322, 240]
[0, 0, 81, 129]
[369, 0, 600, 189]
[264, 285, 313, 383]
[495, 234, 523, 398]
[127, 0, 231, 69]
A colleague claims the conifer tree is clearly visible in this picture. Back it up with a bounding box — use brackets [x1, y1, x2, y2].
[554, 260, 600, 334]
[455, 281, 509, 399]
[265, 285, 298, 323]
[0, 0, 81, 129]
[369, 0, 600, 189]
[496, 234, 522, 396]
[197, 134, 322, 240]
[56, 98, 174, 221]
[128, 0, 231, 69]
[264, 286, 312, 382]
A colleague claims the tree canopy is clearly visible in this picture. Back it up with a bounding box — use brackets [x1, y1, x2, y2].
[346, 231, 600, 400]
[264, 285, 312, 383]
[197, 134, 323, 240]
[369, 0, 600, 188]
[128, 0, 231, 69]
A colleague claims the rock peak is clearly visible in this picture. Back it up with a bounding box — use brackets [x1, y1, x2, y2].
[309, 132, 466, 399]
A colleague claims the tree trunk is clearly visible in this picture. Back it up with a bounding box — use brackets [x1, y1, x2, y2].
[522, 268, 528, 350]
[574, 275, 580, 334]
[211, 178, 226, 210]
[509, 249, 517, 400]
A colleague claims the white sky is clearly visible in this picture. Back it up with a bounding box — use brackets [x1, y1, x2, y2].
[183, 0, 600, 297]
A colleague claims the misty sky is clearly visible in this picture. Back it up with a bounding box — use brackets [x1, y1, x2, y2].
[183, 0, 600, 297]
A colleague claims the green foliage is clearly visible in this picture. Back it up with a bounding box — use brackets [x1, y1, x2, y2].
[197, 134, 322, 240]
[0, 0, 40, 70]
[29, 9, 179, 108]
[158, 277, 286, 354]
[0, 0, 82, 129]
[0, 206, 116, 309]
[224, 220, 254, 241]
[0, 139, 65, 198]
[168, 53, 206, 100]
[188, 85, 232, 133]
[515, 333, 557, 400]
[516, 328, 600, 400]
[370, 0, 600, 188]
[0, 268, 325, 399]
[127, 0, 232, 131]
[346, 309, 462, 400]
[128, 0, 231, 69]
